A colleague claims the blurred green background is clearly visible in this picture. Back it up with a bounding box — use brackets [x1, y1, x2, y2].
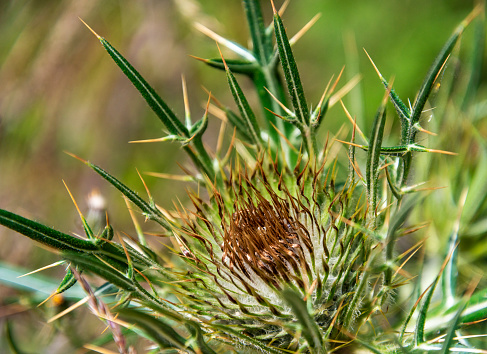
[0, 0, 484, 351]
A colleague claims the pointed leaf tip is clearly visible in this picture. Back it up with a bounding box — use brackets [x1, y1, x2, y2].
[64, 151, 88, 165]
[79, 18, 101, 39]
[215, 43, 229, 70]
[270, 0, 277, 14]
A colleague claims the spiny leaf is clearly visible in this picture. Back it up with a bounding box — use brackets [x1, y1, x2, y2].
[0, 209, 98, 252]
[69, 154, 171, 230]
[56, 266, 77, 294]
[116, 308, 191, 351]
[63, 251, 137, 292]
[220, 50, 262, 148]
[185, 322, 217, 354]
[272, 3, 310, 127]
[80, 20, 188, 137]
[410, 6, 481, 129]
[81, 20, 215, 180]
[439, 298, 468, 354]
[194, 57, 257, 74]
[243, 0, 272, 65]
[282, 288, 323, 351]
[364, 49, 410, 142]
[366, 94, 387, 223]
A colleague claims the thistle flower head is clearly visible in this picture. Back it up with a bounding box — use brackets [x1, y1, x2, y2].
[170, 153, 367, 348]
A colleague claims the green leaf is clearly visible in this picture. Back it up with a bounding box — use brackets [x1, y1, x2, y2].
[410, 8, 480, 133]
[226, 66, 262, 148]
[439, 298, 468, 354]
[243, 0, 272, 65]
[63, 251, 137, 292]
[442, 229, 459, 309]
[185, 322, 217, 354]
[273, 7, 310, 127]
[200, 58, 257, 75]
[82, 160, 171, 230]
[461, 146, 487, 228]
[282, 288, 323, 351]
[97, 36, 188, 138]
[446, 287, 487, 324]
[414, 271, 442, 346]
[116, 308, 190, 351]
[365, 50, 410, 142]
[366, 99, 387, 223]
[223, 107, 254, 142]
[0, 209, 98, 252]
[56, 266, 78, 294]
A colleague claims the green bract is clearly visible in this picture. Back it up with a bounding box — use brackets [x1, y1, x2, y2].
[1, 1, 486, 353]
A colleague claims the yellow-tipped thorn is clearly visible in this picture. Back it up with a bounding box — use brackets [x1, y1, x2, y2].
[63, 180, 84, 223]
[264, 87, 293, 115]
[416, 125, 437, 136]
[427, 148, 457, 156]
[270, 0, 277, 14]
[279, 0, 290, 16]
[64, 151, 88, 164]
[363, 48, 384, 80]
[78, 18, 101, 39]
[215, 42, 228, 70]
[18, 261, 65, 278]
[290, 13, 321, 46]
[48, 296, 89, 323]
[129, 137, 168, 143]
[340, 100, 366, 142]
[37, 292, 59, 307]
[334, 138, 364, 149]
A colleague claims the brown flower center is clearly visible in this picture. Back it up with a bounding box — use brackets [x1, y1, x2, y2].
[222, 195, 311, 288]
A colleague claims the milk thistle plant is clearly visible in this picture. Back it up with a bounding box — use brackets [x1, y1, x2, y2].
[2, 0, 487, 353]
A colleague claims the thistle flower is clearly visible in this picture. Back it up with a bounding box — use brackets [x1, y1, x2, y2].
[168, 151, 368, 349]
[1, 1, 486, 353]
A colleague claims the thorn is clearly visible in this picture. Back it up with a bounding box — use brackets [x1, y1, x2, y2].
[289, 13, 321, 46]
[269, 122, 299, 153]
[279, 0, 290, 16]
[433, 54, 450, 85]
[37, 292, 59, 307]
[215, 43, 228, 70]
[340, 100, 366, 142]
[48, 296, 90, 323]
[181, 75, 191, 127]
[136, 168, 152, 202]
[78, 18, 101, 39]
[329, 74, 362, 107]
[18, 261, 65, 278]
[264, 107, 291, 122]
[270, 0, 277, 14]
[144, 172, 194, 182]
[64, 151, 88, 164]
[334, 138, 365, 149]
[415, 125, 437, 136]
[188, 55, 209, 63]
[129, 137, 168, 143]
[363, 48, 384, 80]
[264, 87, 293, 115]
[426, 148, 457, 156]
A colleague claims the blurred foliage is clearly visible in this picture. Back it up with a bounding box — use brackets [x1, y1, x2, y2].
[0, 0, 486, 352]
